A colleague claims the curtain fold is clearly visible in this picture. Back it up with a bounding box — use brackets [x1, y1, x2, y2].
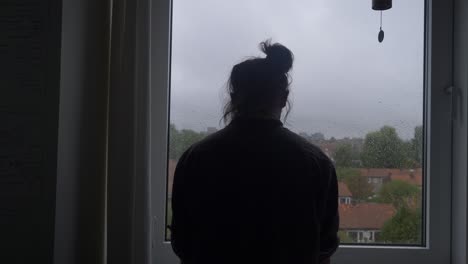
[107, 0, 152, 263]
[56, 0, 111, 263]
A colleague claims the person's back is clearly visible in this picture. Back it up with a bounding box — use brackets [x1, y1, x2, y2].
[170, 40, 339, 264]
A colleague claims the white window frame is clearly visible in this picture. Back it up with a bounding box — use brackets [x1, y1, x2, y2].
[149, 0, 455, 263]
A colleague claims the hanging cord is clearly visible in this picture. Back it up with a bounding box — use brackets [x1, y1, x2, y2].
[378, 11, 385, 42]
[380, 11, 383, 30]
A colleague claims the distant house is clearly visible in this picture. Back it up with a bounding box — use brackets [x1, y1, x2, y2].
[389, 168, 423, 187]
[318, 142, 337, 159]
[167, 159, 177, 198]
[339, 203, 396, 243]
[338, 182, 353, 205]
[359, 169, 392, 192]
[359, 168, 423, 193]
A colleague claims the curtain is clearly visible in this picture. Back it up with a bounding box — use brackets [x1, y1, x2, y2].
[107, 0, 152, 263]
[56, 0, 111, 263]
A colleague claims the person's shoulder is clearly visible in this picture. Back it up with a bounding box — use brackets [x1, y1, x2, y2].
[175, 130, 223, 169]
[277, 127, 333, 165]
[187, 127, 230, 153]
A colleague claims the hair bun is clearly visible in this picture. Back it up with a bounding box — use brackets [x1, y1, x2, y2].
[260, 39, 294, 74]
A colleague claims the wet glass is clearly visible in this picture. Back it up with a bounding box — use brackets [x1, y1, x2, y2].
[166, 0, 425, 245]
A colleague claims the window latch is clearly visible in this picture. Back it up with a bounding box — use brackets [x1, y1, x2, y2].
[445, 86, 458, 121]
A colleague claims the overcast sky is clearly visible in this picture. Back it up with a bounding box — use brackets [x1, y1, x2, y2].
[169, 0, 425, 140]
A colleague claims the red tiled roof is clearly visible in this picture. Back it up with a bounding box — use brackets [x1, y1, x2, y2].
[390, 169, 423, 186]
[359, 168, 392, 178]
[387, 169, 403, 175]
[338, 182, 353, 197]
[339, 203, 396, 230]
[167, 159, 177, 196]
[359, 168, 423, 186]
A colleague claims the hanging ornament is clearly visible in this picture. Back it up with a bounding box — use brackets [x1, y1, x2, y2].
[378, 11, 385, 43]
[372, 0, 392, 43]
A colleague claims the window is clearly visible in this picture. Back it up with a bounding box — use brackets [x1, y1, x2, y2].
[346, 230, 381, 244]
[167, 0, 425, 245]
[151, 0, 453, 263]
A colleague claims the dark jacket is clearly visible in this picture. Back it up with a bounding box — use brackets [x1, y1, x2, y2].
[171, 117, 339, 264]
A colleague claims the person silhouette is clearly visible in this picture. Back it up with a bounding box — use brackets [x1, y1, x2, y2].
[170, 40, 339, 264]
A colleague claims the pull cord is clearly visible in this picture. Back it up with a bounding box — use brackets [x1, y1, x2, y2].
[380, 11, 383, 30]
[378, 11, 385, 43]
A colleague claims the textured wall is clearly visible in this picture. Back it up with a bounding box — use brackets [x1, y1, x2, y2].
[0, 1, 61, 263]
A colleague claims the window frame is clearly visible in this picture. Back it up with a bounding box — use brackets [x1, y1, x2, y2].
[149, 0, 454, 263]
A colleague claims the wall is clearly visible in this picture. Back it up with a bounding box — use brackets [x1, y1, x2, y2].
[0, 1, 61, 263]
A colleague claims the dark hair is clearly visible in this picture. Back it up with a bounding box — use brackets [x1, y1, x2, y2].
[222, 40, 294, 124]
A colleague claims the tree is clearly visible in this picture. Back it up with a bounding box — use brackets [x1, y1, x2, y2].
[401, 141, 418, 168]
[333, 167, 373, 200]
[411, 126, 423, 166]
[379, 206, 421, 244]
[336, 167, 360, 181]
[169, 124, 181, 160]
[179, 129, 205, 151]
[337, 168, 373, 200]
[361, 126, 407, 168]
[338, 230, 354, 243]
[299, 132, 309, 140]
[310, 132, 325, 141]
[169, 124, 206, 160]
[378, 180, 420, 209]
[333, 143, 353, 167]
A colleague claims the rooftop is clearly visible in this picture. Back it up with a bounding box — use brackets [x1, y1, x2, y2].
[359, 168, 423, 186]
[338, 182, 353, 197]
[167, 159, 177, 196]
[339, 203, 396, 230]
[390, 168, 423, 186]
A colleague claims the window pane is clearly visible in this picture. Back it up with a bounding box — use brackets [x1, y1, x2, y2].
[166, 0, 425, 245]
